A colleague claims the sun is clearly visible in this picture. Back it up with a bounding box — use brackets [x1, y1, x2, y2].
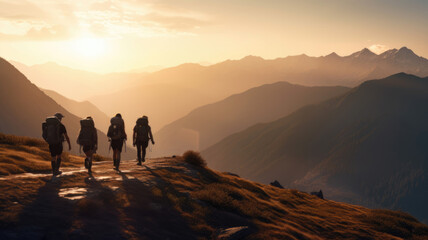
[71, 37, 107, 58]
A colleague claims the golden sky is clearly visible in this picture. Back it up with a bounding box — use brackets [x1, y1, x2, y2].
[0, 0, 427, 73]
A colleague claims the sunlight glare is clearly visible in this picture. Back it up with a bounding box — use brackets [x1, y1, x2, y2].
[72, 38, 107, 58]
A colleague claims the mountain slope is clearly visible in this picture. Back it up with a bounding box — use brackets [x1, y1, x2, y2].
[90, 47, 428, 131]
[1, 136, 427, 239]
[42, 89, 110, 133]
[10, 61, 146, 100]
[203, 73, 428, 222]
[89, 83, 216, 133]
[154, 82, 349, 157]
[0, 57, 135, 159]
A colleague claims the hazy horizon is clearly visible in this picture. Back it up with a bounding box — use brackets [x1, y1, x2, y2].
[1, 0, 427, 73]
[8, 46, 428, 75]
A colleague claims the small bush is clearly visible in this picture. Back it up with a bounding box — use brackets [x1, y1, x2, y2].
[92, 154, 110, 162]
[183, 151, 206, 167]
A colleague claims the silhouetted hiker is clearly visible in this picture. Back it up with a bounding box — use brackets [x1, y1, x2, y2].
[77, 116, 98, 173]
[133, 116, 155, 165]
[42, 112, 71, 176]
[107, 113, 127, 171]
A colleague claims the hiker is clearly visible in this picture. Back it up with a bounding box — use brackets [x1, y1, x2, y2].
[133, 116, 155, 165]
[42, 112, 71, 176]
[77, 116, 98, 173]
[107, 113, 127, 171]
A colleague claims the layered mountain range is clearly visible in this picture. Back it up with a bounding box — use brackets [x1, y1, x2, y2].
[153, 82, 349, 157]
[88, 47, 428, 132]
[202, 73, 428, 222]
[0, 58, 135, 159]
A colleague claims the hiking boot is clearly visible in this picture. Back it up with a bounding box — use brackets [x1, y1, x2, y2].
[137, 162, 142, 166]
[54, 170, 62, 176]
[84, 158, 89, 169]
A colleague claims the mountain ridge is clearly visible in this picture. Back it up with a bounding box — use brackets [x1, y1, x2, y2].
[0, 57, 136, 159]
[202, 73, 428, 222]
[153, 81, 350, 157]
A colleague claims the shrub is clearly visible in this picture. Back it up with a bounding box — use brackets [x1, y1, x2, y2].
[183, 151, 206, 167]
[92, 154, 110, 162]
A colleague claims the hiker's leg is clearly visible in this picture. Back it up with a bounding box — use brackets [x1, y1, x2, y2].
[84, 149, 91, 170]
[142, 141, 148, 162]
[137, 143, 143, 164]
[112, 149, 117, 166]
[55, 143, 63, 172]
[142, 147, 146, 162]
[56, 155, 62, 171]
[87, 149, 93, 172]
[49, 144, 57, 174]
[113, 150, 116, 165]
[136, 143, 142, 163]
[117, 152, 121, 168]
[51, 156, 56, 173]
[113, 149, 120, 168]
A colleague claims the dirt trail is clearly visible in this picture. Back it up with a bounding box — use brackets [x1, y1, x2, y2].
[0, 158, 199, 240]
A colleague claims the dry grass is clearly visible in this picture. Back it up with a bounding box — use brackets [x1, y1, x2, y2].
[183, 150, 206, 167]
[0, 133, 81, 175]
[360, 209, 428, 239]
[0, 133, 47, 148]
[92, 154, 110, 162]
[145, 158, 428, 239]
[0, 136, 427, 239]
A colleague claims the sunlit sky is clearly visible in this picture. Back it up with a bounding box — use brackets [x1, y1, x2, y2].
[0, 0, 427, 73]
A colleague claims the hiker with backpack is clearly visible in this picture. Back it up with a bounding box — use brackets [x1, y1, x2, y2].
[42, 112, 71, 176]
[77, 116, 98, 173]
[107, 113, 127, 171]
[133, 116, 155, 165]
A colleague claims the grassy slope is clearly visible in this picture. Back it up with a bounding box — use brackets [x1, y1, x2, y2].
[0, 135, 427, 239]
[0, 133, 107, 175]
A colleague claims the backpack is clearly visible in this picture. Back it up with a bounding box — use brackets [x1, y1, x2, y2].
[78, 118, 96, 146]
[135, 118, 150, 142]
[42, 117, 62, 145]
[108, 117, 124, 140]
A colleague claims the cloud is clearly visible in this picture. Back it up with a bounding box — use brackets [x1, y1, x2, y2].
[368, 44, 390, 54]
[0, 25, 72, 41]
[0, 2, 44, 20]
[141, 13, 209, 31]
[0, 0, 210, 41]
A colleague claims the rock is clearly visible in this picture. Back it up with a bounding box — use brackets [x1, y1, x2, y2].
[310, 190, 324, 199]
[270, 180, 284, 189]
[216, 226, 251, 240]
[223, 172, 240, 177]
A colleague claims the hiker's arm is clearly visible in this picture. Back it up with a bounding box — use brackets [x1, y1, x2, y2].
[133, 130, 136, 146]
[64, 133, 71, 150]
[149, 128, 155, 144]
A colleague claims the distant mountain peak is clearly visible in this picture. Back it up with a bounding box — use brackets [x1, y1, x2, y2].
[325, 52, 340, 58]
[241, 55, 264, 61]
[379, 48, 398, 59]
[396, 46, 418, 58]
[349, 48, 377, 58]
